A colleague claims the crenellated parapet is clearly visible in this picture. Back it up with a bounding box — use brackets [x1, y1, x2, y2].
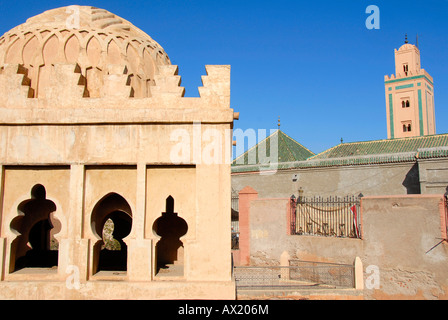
[0, 6, 234, 115]
[102, 64, 133, 99]
[384, 68, 433, 84]
[198, 65, 231, 108]
[0, 5, 236, 126]
[0, 62, 234, 125]
[0, 64, 34, 104]
[44, 64, 88, 100]
[151, 65, 185, 98]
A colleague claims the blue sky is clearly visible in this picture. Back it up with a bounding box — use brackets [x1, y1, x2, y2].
[1, 0, 447, 155]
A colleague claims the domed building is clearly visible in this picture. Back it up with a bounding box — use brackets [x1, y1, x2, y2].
[0, 6, 237, 299]
[0, 6, 171, 99]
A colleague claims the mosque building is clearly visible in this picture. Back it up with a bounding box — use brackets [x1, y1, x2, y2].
[230, 38, 448, 300]
[232, 37, 448, 198]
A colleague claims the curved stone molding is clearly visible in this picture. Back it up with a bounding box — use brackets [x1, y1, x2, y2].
[0, 6, 171, 99]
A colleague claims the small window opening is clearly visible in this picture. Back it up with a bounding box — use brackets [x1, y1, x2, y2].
[97, 211, 132, 272]
[403, 123, 412, 132]
[91, 193, 132, 275]
[403, 64, 409, 76]
[10, 184, 60, 272]
[153, 196, 188, 278]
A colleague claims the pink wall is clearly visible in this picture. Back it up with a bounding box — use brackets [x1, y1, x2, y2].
[237, 186, 258, 266]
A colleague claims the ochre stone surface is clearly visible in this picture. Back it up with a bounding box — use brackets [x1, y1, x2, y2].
[0, 6, 236, 300]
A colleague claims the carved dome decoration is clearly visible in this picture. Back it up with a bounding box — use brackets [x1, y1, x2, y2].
[0, 6, 171, 99]
[398, 43, 416, 51]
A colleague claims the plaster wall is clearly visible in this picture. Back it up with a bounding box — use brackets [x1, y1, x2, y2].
[232, 162, 420, 199]
[0, 71, 236, 299]
[418, 158, 448, 194]
[0, 6, 236, 299]
[242, 192, 448, 299]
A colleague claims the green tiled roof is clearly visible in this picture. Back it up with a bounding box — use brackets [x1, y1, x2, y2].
[232, 130, 314, 167]
[309, 134, 448, 160]
[418, 146, 448, 159]
[232, 133, 448, 173]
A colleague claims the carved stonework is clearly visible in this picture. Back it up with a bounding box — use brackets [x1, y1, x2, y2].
[0, 6, 171, 99]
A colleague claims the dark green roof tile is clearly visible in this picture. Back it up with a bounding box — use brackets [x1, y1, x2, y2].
[232, 130, 314, 167]
[310, 134, 448, 160]
[232, 133, 448, 173]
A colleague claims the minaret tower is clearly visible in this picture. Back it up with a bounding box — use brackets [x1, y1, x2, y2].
[384, 35, 436, 139]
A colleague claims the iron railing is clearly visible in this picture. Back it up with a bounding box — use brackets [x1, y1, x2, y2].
[234, 261, 355, 290]
[231, 189, 240, 249]
[289, 260, 354, 288]
[291, 194, 362, 239]
[231, 190, 239, 214]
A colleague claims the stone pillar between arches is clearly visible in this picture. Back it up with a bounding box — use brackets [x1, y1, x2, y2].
[57, 164, 89, 283]
[126, 163, 153, 281]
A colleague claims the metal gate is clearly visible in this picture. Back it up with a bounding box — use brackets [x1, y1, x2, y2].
[234, 260, 355, 290]
[290, 194, 362, 239]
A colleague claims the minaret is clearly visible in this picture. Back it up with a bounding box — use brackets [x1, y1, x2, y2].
[384, 35, 436, 139]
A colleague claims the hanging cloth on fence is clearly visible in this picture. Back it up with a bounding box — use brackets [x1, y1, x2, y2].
[296, 203, 359, 238]
[350, 205, 360, 238]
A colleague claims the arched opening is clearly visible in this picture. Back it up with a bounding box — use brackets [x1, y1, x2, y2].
[10, 184, 60, 272]
[403, 122, 412, 133]
[152, 196, 188, 277]
[91, 193, 132, 274]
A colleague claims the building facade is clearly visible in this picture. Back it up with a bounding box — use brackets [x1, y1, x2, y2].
[233, 39, 446, 199]
[0, 6, 237, 299]
[230, 38, 448, 299]
[232, 132, 448, 199]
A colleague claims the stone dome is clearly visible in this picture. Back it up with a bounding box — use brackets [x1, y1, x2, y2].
[398, 43, 416, 51]
[0, 6, 171, 98]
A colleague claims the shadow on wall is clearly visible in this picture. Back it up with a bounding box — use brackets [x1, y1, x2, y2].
[402, 163, 421, 194]
[10, 184, 60, 271]
[153, 196, 188, 275]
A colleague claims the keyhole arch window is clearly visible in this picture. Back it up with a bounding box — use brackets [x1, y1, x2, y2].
[9, 184, 60, 272]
